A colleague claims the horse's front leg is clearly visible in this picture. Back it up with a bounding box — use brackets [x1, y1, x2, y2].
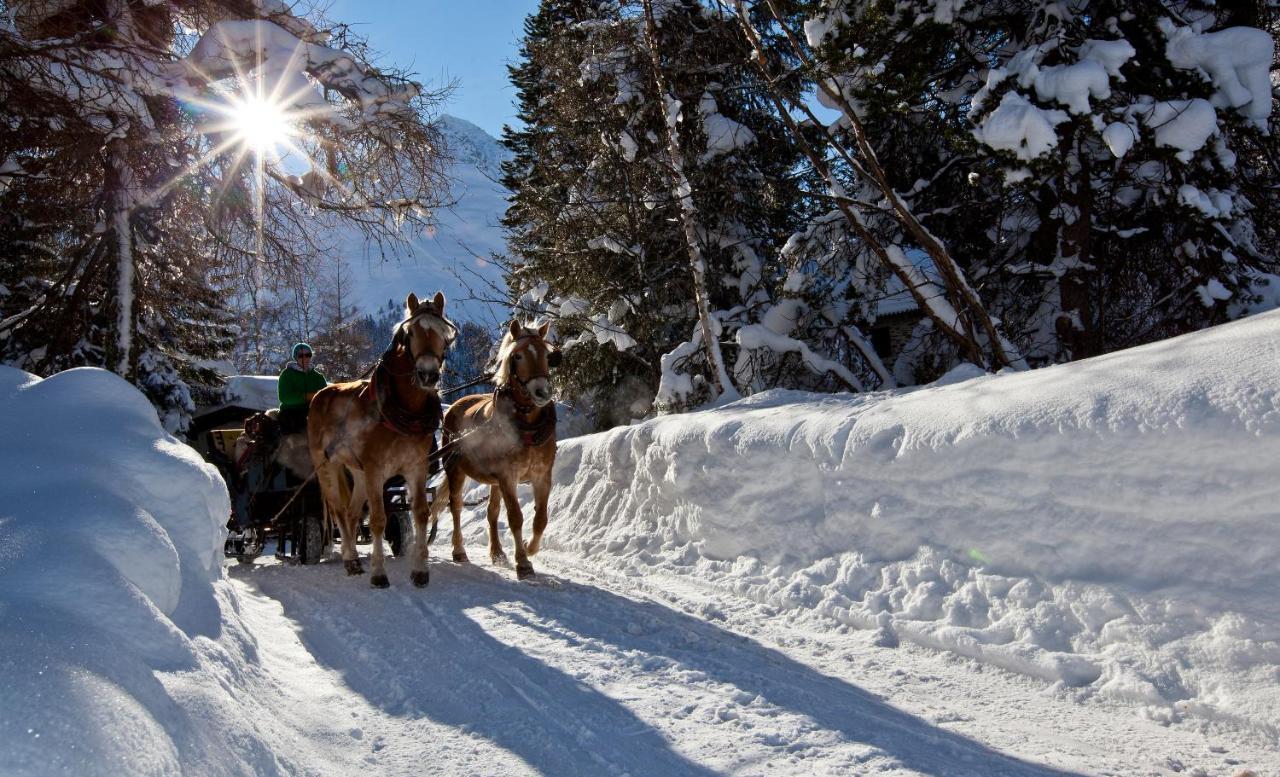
[486, 484, 507, 566]
[526, 467, 551, 557]
[364, 471, 391, 588]
[342, 474, 367, 574]
[408, 472, 431, 588]
[498, 476, 533, 580]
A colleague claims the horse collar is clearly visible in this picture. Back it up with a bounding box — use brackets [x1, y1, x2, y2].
[495, 384, 556, 447]
[370, 360, 441, 436]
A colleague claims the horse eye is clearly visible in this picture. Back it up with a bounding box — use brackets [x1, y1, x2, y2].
[512, 353, 522, 361]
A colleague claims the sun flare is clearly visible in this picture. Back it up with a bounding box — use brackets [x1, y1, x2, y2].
[231, 95, 293, 154]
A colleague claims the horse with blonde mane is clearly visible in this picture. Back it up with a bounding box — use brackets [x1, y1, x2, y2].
[308, 292, 455, 588]
[431, 320, 559, 579]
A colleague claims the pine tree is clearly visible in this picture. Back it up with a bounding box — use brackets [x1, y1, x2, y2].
[310, 257, 371, 382]
[795, 0, 1277, 365]
[445, 321, 496, 398]
[503, 0, 810, 423]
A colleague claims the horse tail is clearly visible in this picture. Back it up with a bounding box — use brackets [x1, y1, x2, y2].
[427, 476, 450, 545]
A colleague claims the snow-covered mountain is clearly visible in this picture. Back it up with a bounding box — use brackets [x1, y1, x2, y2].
[343, 115, 512, 326]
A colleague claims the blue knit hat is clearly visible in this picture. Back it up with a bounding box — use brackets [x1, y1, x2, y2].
[292, 342, 314, 358]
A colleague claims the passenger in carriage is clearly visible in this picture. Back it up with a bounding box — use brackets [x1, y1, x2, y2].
[277, 342, 327, 435]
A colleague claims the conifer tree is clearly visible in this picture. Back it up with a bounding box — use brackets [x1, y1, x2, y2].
[793, 0, 1276, 364]
[503, 0, 810, 422]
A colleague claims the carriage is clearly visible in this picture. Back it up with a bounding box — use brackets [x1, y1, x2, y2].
[187, 376, 419, 566]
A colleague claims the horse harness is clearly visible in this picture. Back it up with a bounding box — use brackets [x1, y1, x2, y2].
[493, 333, 559, 448]
[363, 362, 442, 437]
[349, 309, 457, 477]
[493, 383, 557, 448]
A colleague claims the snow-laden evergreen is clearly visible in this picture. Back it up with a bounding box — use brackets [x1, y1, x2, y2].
[800, 0, 1278, 368]
[502, 0, 814, 426]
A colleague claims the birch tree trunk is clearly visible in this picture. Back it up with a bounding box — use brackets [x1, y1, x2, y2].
[735, 0, 1022, 371]
[640, 0, 737, 400]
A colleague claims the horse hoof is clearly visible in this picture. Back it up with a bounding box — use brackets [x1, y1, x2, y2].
[452, 550, 469, 563]
[370, 574, 390, 589]
[491, 553, 510, 568]
[516, 564, 535, 580]
[410, 570, 430, 588]
[345, 560, 364, 576]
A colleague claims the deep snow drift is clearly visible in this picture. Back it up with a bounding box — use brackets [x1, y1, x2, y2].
[546, 310, 1280, 735]
[0, 367, 230, 774]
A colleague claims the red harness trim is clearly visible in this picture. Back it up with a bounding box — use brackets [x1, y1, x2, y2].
[495, 384, 556, 447]
[366, 362, 442, 437]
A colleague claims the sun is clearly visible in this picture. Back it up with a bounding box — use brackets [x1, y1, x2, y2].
[230, 95, 294, 154]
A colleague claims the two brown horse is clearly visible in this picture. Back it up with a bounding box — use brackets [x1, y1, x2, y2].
[308, 291, 455, 588]
[431, 321, 559, 580]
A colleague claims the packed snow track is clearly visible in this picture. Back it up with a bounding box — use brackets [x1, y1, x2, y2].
[215, 530, 1276, 776]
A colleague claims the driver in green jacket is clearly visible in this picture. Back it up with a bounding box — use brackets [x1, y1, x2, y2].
[277, 342, 327, 435]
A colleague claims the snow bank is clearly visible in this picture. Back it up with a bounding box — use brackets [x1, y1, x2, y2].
[546, 311, 1280, 734]
[0, 367, 232, 774]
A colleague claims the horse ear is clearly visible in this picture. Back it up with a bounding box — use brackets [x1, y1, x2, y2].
[537, 322, 550, 338]
[509, 319, 522, 338]
[405, 293, 419, 317]
[431, 291, 446, 315]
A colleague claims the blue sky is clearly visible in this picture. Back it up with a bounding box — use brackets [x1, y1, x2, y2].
[327, 0, 541, 138]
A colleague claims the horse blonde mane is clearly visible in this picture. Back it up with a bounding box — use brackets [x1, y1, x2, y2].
[398, 310, 457, 346]
[493, 324, 538, 387]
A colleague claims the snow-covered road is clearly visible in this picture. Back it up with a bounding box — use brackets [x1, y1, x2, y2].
[217, 516, 1275, 776]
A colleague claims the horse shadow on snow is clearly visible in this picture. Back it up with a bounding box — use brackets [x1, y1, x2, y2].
[232, 559, 1080, 777]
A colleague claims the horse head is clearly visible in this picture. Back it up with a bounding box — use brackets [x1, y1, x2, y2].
[395, 291, 456, 392]
[496, 320, 560, 409]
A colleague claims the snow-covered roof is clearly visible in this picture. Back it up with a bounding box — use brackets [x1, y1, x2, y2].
[222, 374, 279, 412]
[870, 248, 934, 320]
[872, 283, 922, 318]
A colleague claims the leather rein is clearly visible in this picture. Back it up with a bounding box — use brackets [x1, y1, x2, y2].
[492, 334, 557, 448]
[363, 311, 455, 437]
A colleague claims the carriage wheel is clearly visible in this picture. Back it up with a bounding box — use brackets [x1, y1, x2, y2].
[235, 528, 263, 564]
[298, 514, 325, 565]
[387, 511, 414, 558]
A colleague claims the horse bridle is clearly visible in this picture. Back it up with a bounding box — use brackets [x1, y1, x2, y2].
[504, 333, 560, 392]
[383, 310, 458, 376]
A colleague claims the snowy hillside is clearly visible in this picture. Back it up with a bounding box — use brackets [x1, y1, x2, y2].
[342, 115, 511, 325]
[5, 313, 1280, 775]
[546, 310, 1280, 735]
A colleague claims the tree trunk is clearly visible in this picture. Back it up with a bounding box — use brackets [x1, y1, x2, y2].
[640, 0, 737, 400]
[1055, 132, 1100, 359]
[107, 140, 138, 378]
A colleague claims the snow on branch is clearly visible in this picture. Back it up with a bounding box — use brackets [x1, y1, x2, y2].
[178, 19, 421, 128]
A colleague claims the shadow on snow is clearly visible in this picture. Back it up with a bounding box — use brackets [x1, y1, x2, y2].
[231, 558, 1080, 777]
